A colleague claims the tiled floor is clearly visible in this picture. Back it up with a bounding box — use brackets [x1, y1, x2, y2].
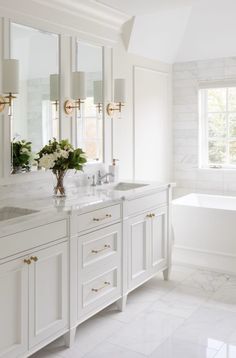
[31, 265, 236, 358]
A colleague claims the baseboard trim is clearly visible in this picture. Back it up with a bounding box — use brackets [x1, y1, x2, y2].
[173, 245, 236, 275]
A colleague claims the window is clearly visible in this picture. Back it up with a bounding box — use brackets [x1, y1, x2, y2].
[199, 86, 236, 168]
[76, 42, 103, 162]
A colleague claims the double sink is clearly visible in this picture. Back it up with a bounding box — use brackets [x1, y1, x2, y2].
[0, 182, 148, 222]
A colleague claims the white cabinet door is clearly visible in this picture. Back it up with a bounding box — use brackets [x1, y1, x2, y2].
[29, 242, 68, 349]
[127, 213, 151, 291]
[0, 258, 28, 358]
[150, 207, 168, 274]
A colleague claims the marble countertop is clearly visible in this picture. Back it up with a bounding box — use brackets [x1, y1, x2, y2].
[0, 180, 173, 237]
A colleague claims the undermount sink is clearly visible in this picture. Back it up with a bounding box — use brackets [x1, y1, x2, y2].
[113, 182, 149, 191]
[0, 206, 39, 222]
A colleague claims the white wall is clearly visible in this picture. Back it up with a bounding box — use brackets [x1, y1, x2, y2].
[173, 57, 236, 197]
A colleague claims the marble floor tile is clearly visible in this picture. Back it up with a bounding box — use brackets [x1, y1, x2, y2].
[148, 337, 218, 358]
[83, 342, 146, 358]
[181, 269, 230, 293]
[173, 306, 236, 350]
[206, 283, 236, 312]
[148, 284, 210, 318]
[107, 310, 184, 355]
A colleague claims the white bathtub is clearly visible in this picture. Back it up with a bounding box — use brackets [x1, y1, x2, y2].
[172, 193, 236, 274]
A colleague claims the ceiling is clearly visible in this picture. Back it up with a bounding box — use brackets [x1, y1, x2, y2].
[96, 0, 236, 64]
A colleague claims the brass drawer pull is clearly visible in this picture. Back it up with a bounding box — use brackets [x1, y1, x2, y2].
[151, 213, 156, 217]
[30, 256, 38, 262]
[91, 281, 111, 293]
[24, 259, 31, 265]
[91, 244, 111, 254]
[93, 214, 112, 222]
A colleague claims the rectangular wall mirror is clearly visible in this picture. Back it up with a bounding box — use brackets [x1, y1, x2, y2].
[10, 22, 59, 174]
[76, 41, 103, 162]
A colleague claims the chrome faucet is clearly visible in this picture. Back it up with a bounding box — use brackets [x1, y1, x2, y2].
[96, 170, 114, 185]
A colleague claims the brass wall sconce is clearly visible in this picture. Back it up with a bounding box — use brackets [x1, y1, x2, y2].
[64, 71, 86, 115]
[50, 74, 60, 112]
[106, 79, 126, 118]
[0, 59, 19, 116]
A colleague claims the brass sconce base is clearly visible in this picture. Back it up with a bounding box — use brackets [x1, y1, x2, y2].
[64, 100, 74, 115]
[0, 96, 5, 113]
[106, 103, 115, 117]
[106, 102, 124, 117]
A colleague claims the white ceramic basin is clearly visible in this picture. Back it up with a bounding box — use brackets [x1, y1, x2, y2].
[0, 206, 39, 222]
[113, 182, 148, 191]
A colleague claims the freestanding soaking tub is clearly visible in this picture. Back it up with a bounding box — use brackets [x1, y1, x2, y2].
[172, 193, 236, 274]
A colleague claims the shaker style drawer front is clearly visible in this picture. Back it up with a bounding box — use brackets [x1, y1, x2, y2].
[125, 191, 167, 217]
[0, 219, 68, 260]
[77, 204, 121, 233]
[82, 267, 120, 309]
[81, 224, 120, 269]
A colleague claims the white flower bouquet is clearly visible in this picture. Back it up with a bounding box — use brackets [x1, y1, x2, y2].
[37, 138, 87, 196]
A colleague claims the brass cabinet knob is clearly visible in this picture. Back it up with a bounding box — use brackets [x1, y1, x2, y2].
[152, 213, 156, 217]
[30, 256, 38, 262]
[24, 258, 31, 265]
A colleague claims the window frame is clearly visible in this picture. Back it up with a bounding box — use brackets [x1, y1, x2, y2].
[199, 85, 236, 169]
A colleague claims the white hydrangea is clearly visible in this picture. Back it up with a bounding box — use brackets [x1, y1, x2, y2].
[20, 147, 29, 154]
[55, 150, 69, 159]
[38, 153, 55, 169]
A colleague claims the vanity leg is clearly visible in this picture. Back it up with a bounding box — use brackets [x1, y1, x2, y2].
[116, 294, 127, 312]
[65, 327, 76, 348]
[163, 268, 170, 281]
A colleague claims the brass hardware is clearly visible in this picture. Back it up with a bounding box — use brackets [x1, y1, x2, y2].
[64, 99, 84, 115]
[151, 213, 156, 217]
[146, 214, 152, 218]
[52, 100, 59, 112]
[91, 281, 111, 292]
[0, 93, 16, 113]
[30, 256, 38, 262]
[96, 103, 102, 114]
[93, 214, 112, 222]
[106, 102, 124, 117]
[91, 244, 111, 254]
[24, 258, 31, 265]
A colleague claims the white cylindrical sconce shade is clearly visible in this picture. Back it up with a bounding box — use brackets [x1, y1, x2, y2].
[114, 78, 126, 103]
[93, 80, 103, 104]
[50, 74, 59, 101]
[2, 59, 19, 94]
[72, 71, 86, 100]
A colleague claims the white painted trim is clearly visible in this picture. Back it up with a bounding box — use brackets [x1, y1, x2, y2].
[0, 0, 127, 46]
[173, 244, 236, 275]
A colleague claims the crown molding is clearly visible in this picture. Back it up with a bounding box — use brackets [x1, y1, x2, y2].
[0, 0, 131, 45]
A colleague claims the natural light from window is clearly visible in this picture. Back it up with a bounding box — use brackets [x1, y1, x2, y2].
[199, 86, 236, 168]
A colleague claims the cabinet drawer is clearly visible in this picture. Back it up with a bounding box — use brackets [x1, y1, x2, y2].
[124, 191, 167, 217]
[80, 224, 121, 269]
[77, 204, 120, 233]
[0, 219, 68, 260]
[82, 267, 120, 309]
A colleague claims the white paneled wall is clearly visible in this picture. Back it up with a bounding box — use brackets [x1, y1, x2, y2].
[173, 57, 236, 197]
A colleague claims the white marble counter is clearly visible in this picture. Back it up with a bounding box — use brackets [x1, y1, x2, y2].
[0, 180, 173, 237]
